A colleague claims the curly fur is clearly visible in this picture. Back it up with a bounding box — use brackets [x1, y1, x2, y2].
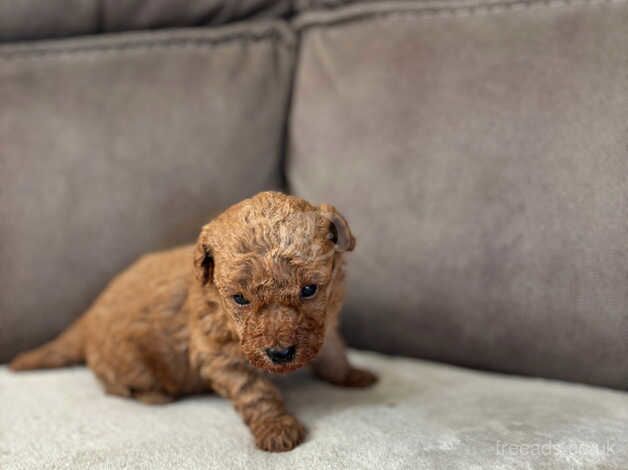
[10, 191, 377, 452]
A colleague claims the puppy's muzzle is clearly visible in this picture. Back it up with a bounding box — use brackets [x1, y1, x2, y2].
[265, 345, 296, 364]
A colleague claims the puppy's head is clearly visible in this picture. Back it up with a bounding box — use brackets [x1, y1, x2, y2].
[193, 192, 355, 373]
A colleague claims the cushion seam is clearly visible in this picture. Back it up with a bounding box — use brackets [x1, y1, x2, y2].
[0, 27, 290, 62]
[295, 0, 627, 30]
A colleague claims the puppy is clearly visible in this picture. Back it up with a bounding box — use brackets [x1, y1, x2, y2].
[10, 191, 377, 452]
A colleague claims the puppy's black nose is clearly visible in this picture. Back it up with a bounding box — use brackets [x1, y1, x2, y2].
[265, 345, 296, 364]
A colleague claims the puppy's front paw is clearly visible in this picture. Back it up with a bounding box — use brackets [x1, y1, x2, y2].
[340, 367, 378, 388]
[251, 414, 306, 452]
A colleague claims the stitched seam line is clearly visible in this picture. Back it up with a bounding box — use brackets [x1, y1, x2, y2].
[0, 27, 290, 61]
[295, 0, 627, 31]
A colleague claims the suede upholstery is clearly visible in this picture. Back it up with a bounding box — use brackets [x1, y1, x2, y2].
[0, 0, 99, 42]
[106, 0, 293, 32]
[0, 0, 293, 42]
[288, 0, 628, 389]
[0, 22, 294, 362]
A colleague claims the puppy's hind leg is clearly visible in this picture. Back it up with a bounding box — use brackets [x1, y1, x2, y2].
[88, 342, 176, 406]
[133, 391, 175, 405]
[311, 328, 378, 388]
[100, 380, 174, 405]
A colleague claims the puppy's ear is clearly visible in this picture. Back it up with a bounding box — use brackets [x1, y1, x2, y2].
[320, 204, 356, 252]
[193, 224, 214, 285]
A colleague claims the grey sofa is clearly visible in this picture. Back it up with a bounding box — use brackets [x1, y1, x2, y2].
[1, 1, 627, 468]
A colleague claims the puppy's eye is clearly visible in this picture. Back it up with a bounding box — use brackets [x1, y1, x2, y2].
[300, 284, 318, 299]
[232, 293, 250, 306]
[328, 222, 338, 245]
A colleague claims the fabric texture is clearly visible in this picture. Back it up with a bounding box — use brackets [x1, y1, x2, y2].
[288, 0, 628, 389]
[1, 350, 627, 469]
[104, 0, 293, 33]
[0, 0, 293, 42]
[296, 0, 394, 10]
[0, 0, 99, 42]
[295, 0, 528, 11]
[0, 22, 294, 362]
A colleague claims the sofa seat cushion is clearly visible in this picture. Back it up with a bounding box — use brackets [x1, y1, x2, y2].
[1, 350, 627, 469]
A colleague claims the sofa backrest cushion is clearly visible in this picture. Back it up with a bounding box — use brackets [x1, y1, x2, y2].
[288, 1, 628, 389]
[0, 21, 295, 362]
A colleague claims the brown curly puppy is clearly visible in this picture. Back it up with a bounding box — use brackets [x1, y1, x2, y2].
[10, 191, 377, 452]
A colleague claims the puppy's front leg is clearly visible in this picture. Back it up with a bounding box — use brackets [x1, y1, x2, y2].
[199, 355, 305, 452]
[311, 328, 378, 388]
